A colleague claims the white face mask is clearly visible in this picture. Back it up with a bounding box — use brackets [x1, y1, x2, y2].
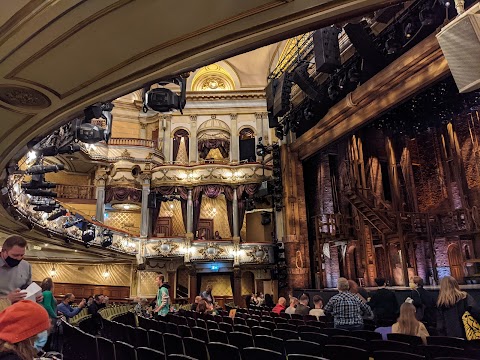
[34, 330, 49, 351]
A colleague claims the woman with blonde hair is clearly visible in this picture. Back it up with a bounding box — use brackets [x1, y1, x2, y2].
[392, 302, 429, 344]
[437, 276, 480, 337]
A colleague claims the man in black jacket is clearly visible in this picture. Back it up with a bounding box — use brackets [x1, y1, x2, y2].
[410, 276, 436, 324]
[367, 278, 398, 324]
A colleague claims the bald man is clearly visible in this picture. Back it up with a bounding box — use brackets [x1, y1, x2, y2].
[271, 297, 287, 314]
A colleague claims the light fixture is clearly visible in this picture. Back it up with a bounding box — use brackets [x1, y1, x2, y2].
[169, 204, 174, 209]
[44, 243, 48, 247]
[49, 264, 56, 277]
[102, 266, 110, 278]
[111, 203, 141, 211]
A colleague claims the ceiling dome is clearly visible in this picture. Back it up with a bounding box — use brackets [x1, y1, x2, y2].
[191, 64, 235, 91]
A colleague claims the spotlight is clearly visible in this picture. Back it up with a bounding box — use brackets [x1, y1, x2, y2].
[385, 35, 402, 55]
[47, 209, 67, 221]
[33, 204, 59, 213]
[26, 164, 64, 175]
[275, 127, 284, 140]
[143, 76, 187, 114]
[63, 218, 83, 229]
[348, 66, 361, 83]
[101, 229, 113, 247]
[75, 102, 114, 144]
[403, 22, 415, 39]
[82, 224, 95, 243]
[39, 143, 81, 157]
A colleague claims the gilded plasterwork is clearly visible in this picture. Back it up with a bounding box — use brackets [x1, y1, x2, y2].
[191, 64, 235, 91]
[105, 211, 141, 234]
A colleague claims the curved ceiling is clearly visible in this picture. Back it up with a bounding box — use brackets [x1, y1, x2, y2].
[0, 0, 403, 173]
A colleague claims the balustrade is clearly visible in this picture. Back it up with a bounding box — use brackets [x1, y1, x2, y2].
[109, 138, 156, 147]
[56, 184, 95, 200]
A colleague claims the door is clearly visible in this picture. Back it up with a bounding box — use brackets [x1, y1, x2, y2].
[448, 243, 464, 284]
[155, 217, 172, 237]
[152, 128, 159, 149]
[197, 219, 214, 240]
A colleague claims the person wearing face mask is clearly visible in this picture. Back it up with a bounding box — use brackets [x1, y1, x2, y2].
[0, 300, 51, 360]
[56, 293, 86, 322]
[0, 236, 43, 311]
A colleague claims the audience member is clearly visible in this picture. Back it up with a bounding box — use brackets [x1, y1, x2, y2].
[309, 295, 325, 319]
[264, 293, 275, 308]
[437, 275, 480, 337]
[134, 298, 149, 318]
[272, 297, 286, 314]
[196, 299, 207, 314]
[367, 278, 398, 323]
[257, 293, 265, 306]
[0, 300, 51, 360]
[57, 293, 86, 322]
[409, 276, 436, 324]
[191, 296, 202, 311]
[324, 277, 373, 330]
[392, 302, 429, 344]
[214, 231, 222, 240]
[348, 280, 367, 303]
[285, 297, 298, 315]
[154, 274, 170, 317]
[40, 277, 57, 321]
[88, 294, 105, 335]
[86, 296, 94, 307]
[201, 285, 215, 304]
[295, 294, 310, 316]
[0, 235, 43, 310]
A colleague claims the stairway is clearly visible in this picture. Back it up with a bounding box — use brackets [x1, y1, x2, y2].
[346, 189, 395, 235]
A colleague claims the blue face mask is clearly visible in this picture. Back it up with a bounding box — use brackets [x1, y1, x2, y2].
[34, 330, 48, 351]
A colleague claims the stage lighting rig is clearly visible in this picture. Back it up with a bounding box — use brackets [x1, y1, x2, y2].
[82, 224, 96, 243]
[63, 217, 83, 229]
[74, 102, 114, 144]
[142, 76, 187, 114]
[38, 143, 81, 157]
[33, 204, 59, 213]
[256, 137, 274, 158]
[24, 189, 57, 197]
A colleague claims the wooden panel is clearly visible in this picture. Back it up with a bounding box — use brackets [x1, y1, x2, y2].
[43, 282, 130, 303]
[198, 218, 213, 240]
[156, 216, 172, 236]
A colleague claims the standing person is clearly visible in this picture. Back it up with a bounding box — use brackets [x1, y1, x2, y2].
[0, 235, 43, 309]
[437, 276, 480, 337]
[57, 293, 86, 322]
[409, 276, 436, 324]
[392, 302, 429, 344]
[324, 277, 373, 330]
[368, 278, 398, 324]
[88, 294, 105, 335]
[154, 274, 170, 317]
[295, 294, 310, 316]
[201, 285, 215, 304]
[309, 295, 325, 319]
[348, 280, 367, 303]
[0, 300, 51, 360]
[40, 277, 57, 321]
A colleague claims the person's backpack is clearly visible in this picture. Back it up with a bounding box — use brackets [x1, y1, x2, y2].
[462, 310, 480, 340]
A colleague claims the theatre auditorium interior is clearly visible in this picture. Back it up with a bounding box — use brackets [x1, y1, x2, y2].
[4, 0, 480, 359]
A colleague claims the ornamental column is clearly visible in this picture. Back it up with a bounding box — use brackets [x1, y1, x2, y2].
[230, 114, 239, 162]
[95, 174, 108, 223]
[139, 122, 147, 139]
[232, 187, 239, 238]
[187, 188, 193, 233]
[162, 115, 172, 162]
[140, 173, 151, 238]
[233, 268, 243, 306]
[189, 115, 198, 164]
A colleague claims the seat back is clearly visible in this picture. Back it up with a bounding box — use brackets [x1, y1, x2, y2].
[136, 346, 164, 360]
[191, 326, 209, 343]
[273, 328, 299, 340]
[233, 324, 251, 334]
[183, 337, 209, 360]
[387, 333, 423, 346]
[285, 339, 322, 356]
[178, 325, 192, 338]
[163, 333, 185, 356]
[299, 332, 329, 347]
[135, 327, 149, 348]
[373, 350, 425, 360]
[115, 341, 137, 360]
[207, 342, 241, 360]
[228, 331, 254, 350]
[254, 335, 284, 354]
[251, 326, 272, 336]
[351, 330, 382, 341]
[426, 336, 466, 349]
[96, 336, 115, 360]
[323, 344, 369, 360]
[147, 329, 164, 352]
[209, 329, 229, 343]
[369, 340, 414, 354]
[243, 347, 283, 360]
[329, 335, 368, 350]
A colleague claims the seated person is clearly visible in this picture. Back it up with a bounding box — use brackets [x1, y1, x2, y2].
[285, 297, 299, 315]
[392, 303, 429, 344]
[309, 295, 325, 319]
[57, 293, 87, 322]
[214, 231, 222, 240]
[191, 296, 202, 311]
[196, 299, 207, 314]
[295, 294, 310, 316]
[272, 297, 287, 314]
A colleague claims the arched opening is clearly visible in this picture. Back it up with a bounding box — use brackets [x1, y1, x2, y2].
[176, 265, 189, 299]
[173, 129, 189, 164]
[448, 243, 464, 284]
[346, 245, 358, 280]
[197, 119, 230, 161]
[239, 127, 256, 162]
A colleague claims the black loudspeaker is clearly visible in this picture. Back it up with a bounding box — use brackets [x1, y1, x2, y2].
[147, 193, 157, 209]
[343, 22, 387, 77]
[261, 212, 272, 225]
[265, 78, 280, 128]
[268, 112, 279, 128]
[273, 73, 292, 118]
[313, 26, 341, 74]
[291, 63, 323, 102]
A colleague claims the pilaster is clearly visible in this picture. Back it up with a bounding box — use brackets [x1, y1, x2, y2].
[140, 172, 151, 238]
[230, 113, 239, 162]
[189, 115, 198, 164]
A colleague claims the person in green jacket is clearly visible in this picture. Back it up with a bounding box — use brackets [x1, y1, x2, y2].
[40, 277, 57, 320]
[154, 274, 170, 317]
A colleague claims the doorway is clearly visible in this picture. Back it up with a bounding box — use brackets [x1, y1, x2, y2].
[448, 243, 464, 284]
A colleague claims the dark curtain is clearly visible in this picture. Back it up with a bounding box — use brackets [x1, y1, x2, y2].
[224, 186, 234, 237]
[150, 186, 180, 235]
[239, 138, 256, 162]
[198, 139, 230, 159]
[192, 186, 203, 236]
[177, 187, 188, 232]
[104, 187, 141, 203]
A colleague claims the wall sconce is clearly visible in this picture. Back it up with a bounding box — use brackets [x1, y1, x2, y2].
[49, 264, 57, 277]
[212, 207, 217, 216]
[102, 266, 110, 278]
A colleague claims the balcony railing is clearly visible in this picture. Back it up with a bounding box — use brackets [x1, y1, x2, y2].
[56, 185, 95, 200]
[108, 138, 156, 147]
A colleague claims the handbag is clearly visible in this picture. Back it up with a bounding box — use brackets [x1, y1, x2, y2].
[462, 310, 480, 340]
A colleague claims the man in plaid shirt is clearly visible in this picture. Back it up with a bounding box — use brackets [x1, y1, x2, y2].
[324, 277, 373, 330]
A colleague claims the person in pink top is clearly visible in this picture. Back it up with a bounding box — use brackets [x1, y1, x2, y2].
[271, 297, 287, 314]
